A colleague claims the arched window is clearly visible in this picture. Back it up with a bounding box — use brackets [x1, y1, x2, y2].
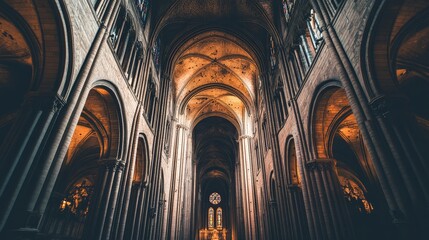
[282, 0, 295, 23]
[152, 38, 161, 72]
[134, 0, 150, 26]
[338, 176, 373, 214]
[216, 208, 222, 229]
[208, 207, 214, 229]
[269, 36, 277, 69]
[306, 9, 323, 50]
[274, 81, 287, 127]
[110, 7, 126, 47]
[144, 75, 157, 126]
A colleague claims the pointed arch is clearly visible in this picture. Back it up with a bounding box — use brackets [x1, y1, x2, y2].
[134, 134, 150, 184]
[216, 207, 222, 229]
[285, 136, 301, 185]
[91, 80, 127, 160]
[208, 207, 215, 229]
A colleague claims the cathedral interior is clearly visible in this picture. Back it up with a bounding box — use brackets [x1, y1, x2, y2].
[0, 0, 429, 239]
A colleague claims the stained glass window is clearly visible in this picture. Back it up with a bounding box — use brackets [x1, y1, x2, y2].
[209, 192, 221, 205]
[134, 0, 150, 26]
[152, 38, 161, 72]
[339, 176, 374, 214]
[269, 36, 277, 69]
[282, 0, 295, 22]
[216, 207, 222, 229]
[59, 180, 94, 217]
[208, 207, 214, 228]
[306, 9, 323, 50]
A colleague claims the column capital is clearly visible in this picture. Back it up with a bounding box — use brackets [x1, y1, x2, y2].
[98, 158, 125, 171]
[239, 135, 252, 140]
[25, 93, 65, 113]
[370, 95, 409, 118]
[176, 123, 189, 130]
[306, 158, 336, 171]
[161, 73, 171, 82]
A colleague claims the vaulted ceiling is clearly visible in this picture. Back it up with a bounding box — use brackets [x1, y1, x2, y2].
[193, 117, 237, 182]
[173, 31, 257, 124]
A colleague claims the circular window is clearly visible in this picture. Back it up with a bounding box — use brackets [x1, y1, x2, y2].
[209, 192, 221, 205]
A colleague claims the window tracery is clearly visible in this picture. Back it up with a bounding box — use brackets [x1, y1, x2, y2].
[339, 176, 373, 214]
[134, 0, 150, 26]
[208, 207, 214, 229]
[152, 38, 161, 72]
[216, 208, 222, 229]
[270, 36, 277, 70]
[59, 180, 94, 218]
[282, 0, 295, 22]
[307, 9, 323, 50]
[209, 192, 221, 205]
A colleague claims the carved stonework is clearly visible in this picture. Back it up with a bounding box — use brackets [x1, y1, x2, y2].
[306, 159, 335, 171]
[25, 94, 65, 113]
[370, 96, 390, 118]
[50, 96, 66, 113]
[370, 95, 409, 118]
[99, 158, 125, 172]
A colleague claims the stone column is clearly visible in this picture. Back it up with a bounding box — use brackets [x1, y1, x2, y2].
[168, 123, 189, 240]
[305, 159, 354, 240]
[370, 96, 429, 231]
[2, 0, 121, 236]
[234, 161, 245, 240]
[141, 75, 171, 239]
[0, 94, 64, 232]
[286, 184, 309, 240]
[85, 158, 125, 240]
[181, 132, 194, 239]
[310, 0, 429, 236]
[238, 135, 257, 239]
[131, 182, 148, 240]
[267, 200, 280, 239]
[116, 104, 143, 240]
[123, 182, 141, 239]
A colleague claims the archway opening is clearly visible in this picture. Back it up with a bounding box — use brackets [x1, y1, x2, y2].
[170, 29, 258, 240]
[194, 117, 237, 240]
[312, 85, 383, 239]
[41, 86, 122, 239]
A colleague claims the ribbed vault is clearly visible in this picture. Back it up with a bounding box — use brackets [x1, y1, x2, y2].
[173, 31, 257, 124]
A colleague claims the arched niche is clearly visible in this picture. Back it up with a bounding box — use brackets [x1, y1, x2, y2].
[133, 135, 150, 184]
[41, 85, 125, 239]
[285, 137, 301, 186]
[310, 83, 382, 239]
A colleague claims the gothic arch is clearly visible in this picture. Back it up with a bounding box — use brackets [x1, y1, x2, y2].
[134, 134, 150, 184]
[308, 80, 343, 158]
[269, 171, 277, 202]
[0, 0, 72, 96]
[40, 83, 126, 239]
[362, 0, 429, 97]
[192, 112, 242, 136]
[309, 81, 381, 239]
[90, 80, 126, 160]
[285, 136, 300, 186]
